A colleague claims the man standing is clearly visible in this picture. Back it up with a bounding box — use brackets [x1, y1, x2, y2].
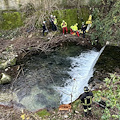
[86, 15, 92, 32]
[81, 22, 87, 38]
[61, 20, 68, 35]
[53, 16, 57, 31]
[42, 21, 48, 36]
[49, 15, 54, 31]
[80, 86, 93, 117]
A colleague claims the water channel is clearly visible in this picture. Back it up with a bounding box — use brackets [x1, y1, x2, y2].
[9, 43, 104, 112]
[0, 43, 106, 112]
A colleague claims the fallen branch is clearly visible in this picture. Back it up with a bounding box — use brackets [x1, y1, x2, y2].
[10, 67, 22, 90]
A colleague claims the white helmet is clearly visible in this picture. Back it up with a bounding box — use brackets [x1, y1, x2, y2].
[43, 21, 46, 24]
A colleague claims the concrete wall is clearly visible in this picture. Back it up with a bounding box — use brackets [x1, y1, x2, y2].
[0, 0, 19, 10]
[0, 0, 90, 10]
[0, 0, 39, 10]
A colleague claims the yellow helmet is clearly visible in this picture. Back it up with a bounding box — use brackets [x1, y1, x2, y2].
[75, 23, 78, 26]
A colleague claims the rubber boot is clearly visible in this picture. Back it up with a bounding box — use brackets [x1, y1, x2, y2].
[84, 112, 87, 117]
[88, 110, 92, 117]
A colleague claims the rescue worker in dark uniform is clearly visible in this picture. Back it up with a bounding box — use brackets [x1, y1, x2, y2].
[42, 21, 48, 36]
[53, 16, 57, 31]
[80, 86, 93, 117]
[81, 22, 87, 38]
[49, 15, 55, 31]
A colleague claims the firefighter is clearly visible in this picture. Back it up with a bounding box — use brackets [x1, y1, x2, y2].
[53, 16, 57, 31]
[81, 22, 87, 38]
[86, 15, 92, 32]
[49, 15, 54, 31]
[80, 86, 93, 117]
[70, 23, 79, 37]
[42, 21, 48, 36]
[61, 20, 68, 35]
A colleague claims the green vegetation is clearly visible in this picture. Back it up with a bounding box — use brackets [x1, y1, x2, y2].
[0, 0, 120, 119]
[0, 0, 119, 46]
[72, 99, 81, 113]
[91, 0, 120, 45]
[36, 109, 50, 118]
[0, 11, 23, 30]
[94, 73, 120, 120]
[70, 73, 120, 120]
[53, 8, 89, 31]
[0, 7, 89, 36]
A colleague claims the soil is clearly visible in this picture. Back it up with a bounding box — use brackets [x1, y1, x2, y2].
[0, 101, 104, 120]
[0, 32, 100, 54]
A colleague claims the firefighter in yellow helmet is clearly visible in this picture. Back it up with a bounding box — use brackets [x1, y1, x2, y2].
[70, 23, 79, 37]
[61, 20, 68, 35]
[86, 15, 92, 32]
[80, 86, 93, 117]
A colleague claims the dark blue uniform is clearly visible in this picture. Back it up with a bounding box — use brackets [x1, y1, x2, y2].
[42, 23, 47, 36]
[81, 25, 87, 38]
[80, 88, 93, 117]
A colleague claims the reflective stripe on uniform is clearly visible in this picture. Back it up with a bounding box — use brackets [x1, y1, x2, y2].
[88, 107, 91, 110]
[84, 109, 87, 112]
[82, 96, 92, 106]
[61, 22, 67, 28]
[54, 18, 57, 25]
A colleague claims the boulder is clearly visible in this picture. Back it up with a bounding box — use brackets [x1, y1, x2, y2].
[0, 73, 11, 84]
[0, 58, 16, 69]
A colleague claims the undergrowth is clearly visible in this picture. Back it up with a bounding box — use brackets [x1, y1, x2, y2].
[90, 0, 120, 46]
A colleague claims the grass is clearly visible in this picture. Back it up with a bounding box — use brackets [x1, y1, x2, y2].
[36, 109, 50, 118]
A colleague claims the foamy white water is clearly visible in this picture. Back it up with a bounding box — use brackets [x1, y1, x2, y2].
[56, 47, 105, 104]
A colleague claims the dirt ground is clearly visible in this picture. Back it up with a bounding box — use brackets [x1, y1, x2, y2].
[0, 101, 104, 120]
[0, 32, 96, 55]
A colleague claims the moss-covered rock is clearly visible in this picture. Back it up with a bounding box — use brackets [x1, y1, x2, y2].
[0, 61, 8, 69]
[0, 73, 11, 84]
[0, 11, 23, 30]
[0, 58, 16, 69]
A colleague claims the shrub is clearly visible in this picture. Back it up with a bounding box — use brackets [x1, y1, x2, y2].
[94, 73, 120, 120]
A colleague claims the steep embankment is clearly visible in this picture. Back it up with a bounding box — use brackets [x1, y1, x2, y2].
[89, 0, 120, 79]
[91, 0, 120, 46]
